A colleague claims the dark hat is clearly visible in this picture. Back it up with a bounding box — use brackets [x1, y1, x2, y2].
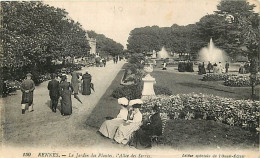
[51, 73, 57, 79]
[26, 73, 32, 76]
[61, 74, 67, 80]
[132, 104, 141, 108]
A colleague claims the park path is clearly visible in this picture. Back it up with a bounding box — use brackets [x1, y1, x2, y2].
[1, 60, 126, 148]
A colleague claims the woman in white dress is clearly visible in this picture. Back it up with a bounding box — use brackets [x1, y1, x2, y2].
[114, 99, 143, 145]
[98, 97, 129, 139]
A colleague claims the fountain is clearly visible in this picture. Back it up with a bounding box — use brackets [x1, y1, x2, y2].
[199, 38, 228, 64]
[157, 46, 169, 59]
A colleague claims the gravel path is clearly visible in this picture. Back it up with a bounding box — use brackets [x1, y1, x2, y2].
[1, 60, 126, 148]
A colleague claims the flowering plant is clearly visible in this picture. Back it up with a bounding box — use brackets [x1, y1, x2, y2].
[202, 74, 236, 81]
[224, 75, 260, 87]
[141, 93, 260, 131]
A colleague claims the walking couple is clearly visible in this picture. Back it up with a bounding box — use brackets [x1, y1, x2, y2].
[48, 71, 92, 116]
[47, 73, 72, 115]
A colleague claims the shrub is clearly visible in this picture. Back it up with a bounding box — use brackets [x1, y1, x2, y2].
[112, 85, 142, 100]
[224, 75, 260, 87]
[178, 62, 194, 72]
[141, 93, 260, 131]
[202, 73, 236, 81]
[128, 53, 145, 66]
[112, 84, 172, 100]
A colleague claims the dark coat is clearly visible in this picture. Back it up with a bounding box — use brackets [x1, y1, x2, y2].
[82, 73, 92, 95]
[21, 79, 35, 104]
[129, 112, 162, 149]
[59, 81, 72, 115]
[142, 112, 162, 136]
[48, 79, 60, 100]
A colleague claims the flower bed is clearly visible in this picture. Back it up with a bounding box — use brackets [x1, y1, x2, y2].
[202, 73, 237, 81]
[141, 93, 259, 131]
[224, 75, 260, 87]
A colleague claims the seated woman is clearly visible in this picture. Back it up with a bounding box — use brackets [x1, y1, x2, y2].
[114, 99, 143, 145]
[129, 105, 162, 149]
[98, 97, 129, 139]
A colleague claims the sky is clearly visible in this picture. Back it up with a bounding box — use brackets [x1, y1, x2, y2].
[45, 0, 260, 48]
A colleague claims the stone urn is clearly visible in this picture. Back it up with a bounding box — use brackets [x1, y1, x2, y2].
[142, 65, 156, 98]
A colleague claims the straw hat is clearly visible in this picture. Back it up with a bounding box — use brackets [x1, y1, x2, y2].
[118, 97, 128, 106]
[129, 99, 143, 108]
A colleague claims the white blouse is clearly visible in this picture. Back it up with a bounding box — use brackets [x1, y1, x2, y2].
[116, 108, 128, 120]
[132, 110, 142, 123]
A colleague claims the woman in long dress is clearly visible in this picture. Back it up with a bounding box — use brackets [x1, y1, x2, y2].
[201, 62, 206, 74]
[129, 105, 162, 149]
[71, 72, 82, 103]
[114, 99, 143, 145]
[98, 97, 129, 139]
[59, 75, 73, 116]
[82, 72, 92, 95]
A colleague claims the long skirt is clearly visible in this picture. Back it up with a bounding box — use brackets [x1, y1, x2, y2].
[71, 83, 79, 94]
[114, 122, 141, 144]
[61, 91, 72, 115]
[129, 128, 152, 149]
[99, 119, 125, 139]
[21, 92, 33, 105]
[82, 80, 91, 95]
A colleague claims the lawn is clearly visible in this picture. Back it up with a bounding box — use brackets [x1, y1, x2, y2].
[86, 64, 258, 149]
[151, 69, 251, 100]
[160, 119, 258, 150]
[85, 69, 125, 128]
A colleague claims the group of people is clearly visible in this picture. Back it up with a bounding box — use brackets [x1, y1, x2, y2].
[95, 56, 107, 67]
[20, 71, 92, 115]
[198, 61, 229, 75]
[113, 56, 119, 64]
[239, 62, 250, 74]
[178, 61, 194, 72]
[98, 97, 162, 149]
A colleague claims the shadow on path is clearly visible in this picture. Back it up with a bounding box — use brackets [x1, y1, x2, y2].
[85, 70, 124, 129]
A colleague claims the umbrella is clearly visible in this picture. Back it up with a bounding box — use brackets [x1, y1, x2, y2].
[74, 94, 82, 104]
[90, 83, 95, 92]
[105, 116, 114, 120]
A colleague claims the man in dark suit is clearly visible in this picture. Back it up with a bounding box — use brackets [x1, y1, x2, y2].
[47, 73, 60, 112]
[225, 61, 230, 73]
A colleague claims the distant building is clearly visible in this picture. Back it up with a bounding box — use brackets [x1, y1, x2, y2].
[86, 33, 96, 55]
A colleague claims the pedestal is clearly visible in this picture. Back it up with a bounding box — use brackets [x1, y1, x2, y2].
[142, 74, 156, 99]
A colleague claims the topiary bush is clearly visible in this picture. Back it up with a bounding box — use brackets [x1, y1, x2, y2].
[112, 85, 142, 100]
[112, 84, 172, 100]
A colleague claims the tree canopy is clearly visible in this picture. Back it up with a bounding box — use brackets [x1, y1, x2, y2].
[126, 24, 205, 58]
[127, 0, 259, 61]
[87, 30, 123, 57]
[197, 0, 260, 58]
[1, 1, 91, 68]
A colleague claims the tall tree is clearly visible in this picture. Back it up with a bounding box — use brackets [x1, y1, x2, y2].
[87, 30, 123, 57]
[127, 26, 162, 53]
[1, 1, 90, 80]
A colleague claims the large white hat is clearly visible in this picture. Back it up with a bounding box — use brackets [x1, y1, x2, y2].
[129, 99, 143, 106]
[118, 97, 129, 106]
